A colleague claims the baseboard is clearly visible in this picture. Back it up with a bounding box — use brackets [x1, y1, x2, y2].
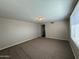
[69, 39, 79, 59]
[70, 42, 75, 59]
[45, 37, 68, 41]
[70, 43, 78, 59]
[0, 36, 40, 51]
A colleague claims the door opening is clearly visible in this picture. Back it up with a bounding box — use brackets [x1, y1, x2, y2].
[41, 24, 46, 37]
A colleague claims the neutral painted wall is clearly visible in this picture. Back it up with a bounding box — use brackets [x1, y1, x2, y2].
[0, 18, 41, 50]
[45, 20, 69, 40]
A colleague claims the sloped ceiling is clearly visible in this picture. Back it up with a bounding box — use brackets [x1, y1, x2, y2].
[0, 0, 77, 23]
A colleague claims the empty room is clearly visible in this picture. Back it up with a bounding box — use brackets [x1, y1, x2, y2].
[0, 0, 79, 59]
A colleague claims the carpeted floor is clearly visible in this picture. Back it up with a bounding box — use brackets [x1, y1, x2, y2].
[0, 37, 75, 59]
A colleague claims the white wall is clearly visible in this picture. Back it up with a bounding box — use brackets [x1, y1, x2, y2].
[0, 18, 41, 50]
[45, 21, 69, 40]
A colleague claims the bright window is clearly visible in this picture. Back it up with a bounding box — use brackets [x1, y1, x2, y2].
[70, 2, 79, 48]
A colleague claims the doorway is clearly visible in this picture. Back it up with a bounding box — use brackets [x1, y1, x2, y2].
[41, 24, 46, 37]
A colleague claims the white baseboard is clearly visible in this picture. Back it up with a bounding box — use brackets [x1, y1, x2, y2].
[69, 39, 79, 59]
[70, 44, 78, 59]
[45, 37, 68, 41]
[0, 36, 40, 51]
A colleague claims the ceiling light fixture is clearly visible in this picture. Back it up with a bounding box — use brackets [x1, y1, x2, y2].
[36, 16, 45, 21]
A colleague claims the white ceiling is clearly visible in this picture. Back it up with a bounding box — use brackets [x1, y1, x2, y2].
[0, 0, 77, 23]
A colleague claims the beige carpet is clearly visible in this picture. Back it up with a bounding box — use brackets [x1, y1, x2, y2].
[0, 38, 75, 59]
